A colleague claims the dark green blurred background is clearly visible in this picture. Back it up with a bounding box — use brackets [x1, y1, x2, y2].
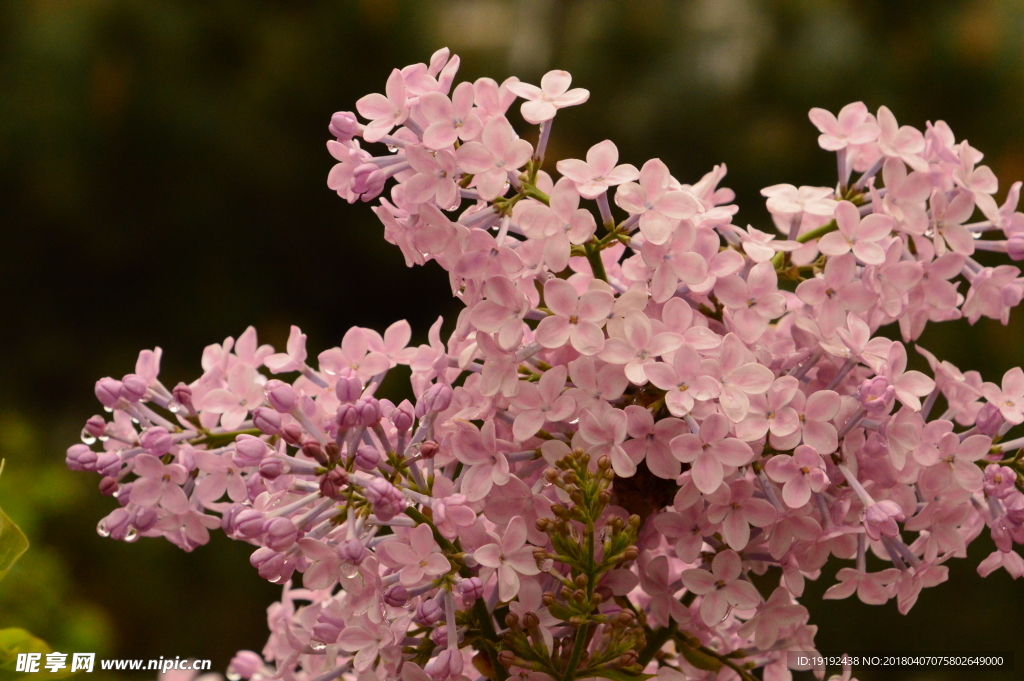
[1, 1, 1024, 680]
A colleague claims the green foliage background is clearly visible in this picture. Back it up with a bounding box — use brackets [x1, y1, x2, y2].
[1, 1, 1024, 680]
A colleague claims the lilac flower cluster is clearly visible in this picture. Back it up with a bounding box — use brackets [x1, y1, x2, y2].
[68, 48, 1024, 681]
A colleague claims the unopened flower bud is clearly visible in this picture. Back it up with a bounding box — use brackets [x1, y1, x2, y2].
[1009, 234, 1024, 261]
[355, 397, 381, 426]
[497, 651, 516, 668]
[336, 404, 359, 429]
[320, 467, 348, 498]
[459, 576, 484, 601]
[975, 402, 1004, 436]
[99, 476, 119, 496]
[384, 584, 409, 607]
[100, 507, 132, 540]
[334, 368, 363, 402]
[96, 452, 121, 477]
[415, 596, 445, 625]
[311, 610, 344, 644]
[522, 612, 540, 629]
[364, 477, 405, 521]
[431, 626, 449, 648]
[427, 648, 463, 681]
[172, 383, 194, 411]
[234, 509, 266, 539]
[84, 415, 107, 438]
[140, 427, 173, 456]
[329, 111, 360, 141]
[339, 537, 366, 565]
[252, 407, 282, 435]
[120, 374, 148, 403]
[416, 383, 454, 418]
[227, 651, 263, 680]
[266, 380, 299, 413]
[281, 423, 303, 445]
[250, 547, 295, 583]
[864, 500, 904, 541]
[301, 441, 327, 465]
[263, 517, 298, 551]
[354, 444, 380, 471]
[618, 651, 638, 667]
[420, 440, 439, 459]
[130, 505, 158, 533]
[259, 458, 285, 480]
[858, 376, 894, 413]
[95, 377, 123, 408]
[233, 435, 270, 467]
[391, 399, 415, 433]
[66, 444, 97, 472]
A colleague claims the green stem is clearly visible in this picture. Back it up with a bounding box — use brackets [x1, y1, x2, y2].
[770, 218, 838, 269]
[636, 620, 677, 667]
[585, 244, 608, 282]
[190, 428, 262, 447]
[562, 623, 590, 681]
[523, 185, 551, 205]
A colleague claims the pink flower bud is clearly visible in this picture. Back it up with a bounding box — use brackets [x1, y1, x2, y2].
[100, 508, 132, 540]
[336, 403, 360, 429]
[339, 538, 367, 565]
[334, 368, 363, 402]
[250, 547, 296, 583]
[415, 597, 445, 625]
[266, 380, 299, 413]
[130, 505, 159, 533]
[140, 427, 173, 456]
[858, 376, 894, 413]
[1009, 235, 1024, 261]
[99, 476, 119, 497]
[120, 374, 148, 403]
[319, 467, 348, 498]
[391, 399, 415, 433]
[96, 452, 121, 477]
[172, 383, 194, 411]
[984, 464, 1017, 499]
[975, 402, 1004, 436]
[420, 440, 440, 460]
[416, 383, 454, 418]
[364, 477, 405, 521]
[259, 458, 285, 480]
[95, 378, 123, 408]
[427, 648, 463, 681]
[354, 444, 380, 471]
[233, 509, 267, 539]
[227, 651, 263, 681]
[301, 441, 328, 466]
[864, 500, 904, 540]
[459, 576, 484, 602]
[280, 423, 303, 445]
[67, 444, 97, 472]
[116, 481, 133, 505]
[312, 609, 345, 644]
[263, 517, 298, 551]
[234, 435, 270, 467]
[84, 415, 107, 438]
[252, 407, 282, 435]
[431, 626, 449, 648]
[329, 111, 360, 141]
[384, 584, 409, 607]
[355, 397, 381, 426]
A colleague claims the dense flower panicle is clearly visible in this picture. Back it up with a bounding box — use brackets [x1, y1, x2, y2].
[71, 47, 1024, 681]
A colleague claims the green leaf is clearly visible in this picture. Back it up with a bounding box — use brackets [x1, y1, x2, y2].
[588, 670, 657, 681]
[0, 628, 74, 679]
[679, 646, 723, 672]
[0, 505, 29, 583]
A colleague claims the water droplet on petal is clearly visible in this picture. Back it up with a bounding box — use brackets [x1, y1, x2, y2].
[125, 528, 139, 542]
[227, 673, 241, 681]
[309, 641, 327, 652]
[97, 520, 110, 537]
[81, 430, 97, 445]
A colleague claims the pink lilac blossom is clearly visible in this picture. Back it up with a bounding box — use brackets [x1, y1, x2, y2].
[67, 49, 1024, 681]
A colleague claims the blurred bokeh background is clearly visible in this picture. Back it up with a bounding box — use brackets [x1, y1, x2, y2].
[1, 1, 1024, 680]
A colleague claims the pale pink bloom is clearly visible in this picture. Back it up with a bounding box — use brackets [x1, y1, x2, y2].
[714, 262, 787, 343]
[510, 365, 575, 441]
[768, 389, 841, 454]
[404, 146, 460, 209]
[566, 356, 629, 411]
[535, 278, 614, 355]
[962, 264, 1023, 325]
[621, 405, 687, 479]
[875, 342, 936, 412]
[817, 201, 893, 266]
[365, 320, 418, 368]
[474, 516, 540, 602]
[469, 276, 529, 350]
[516, 178, 596, 272]
[318, 327, 391, 383]
[555, 140, 639, 200]
[880, 158, 931, 234]
[876, 105, 928, 172]
[432, 493, 476, 540]
[419, 82, 482, 149]
[195, 450, 248, 504]
[130, 454, 189, 513]
[614, 159, 699, 244]
[577, 403, 632, 476]
[645, 345, 721, 417]
[978, 549, 1024, 579]
[807, 102, 879, 151]
[795, 255, 875, 338]
[380, 523, 451, 587]
[953, 141, 999, 217]
[735, 376, 801, 442]
[453, 228, 523, 280]
[264, 325, 308, 373]
[671, 413, 754, 494]
[681, 549, 761, 625]
[642, 225, 710, 302]
[705, 479, 777, 550]
[920, 432, 991, 493]
[637, 554, 692, 628]
[471, 76, 519, 124]
[506, 70, 590, 124]
[764, 445, 829, 509]
[929, 188, 976, 256]
[981, 367, 1024, 425]
[599, 309, 683, 385]
[895, 561, 948, 614]
[199, 364, 265, 431]
[823, 568, 900, 605]
[863, 499, 905, 541]
[714, 334, 777, 423]
[979, 180, 1024, 235]
[760, 184, 838, 218]
[736, 224, 802, 263]
[338, 622, 396, 672]
[653, 505, 710, 563]
[356, 68, 409, 142]
[452, 420, 512, 501]
[736, 586, 808, 650]
[456, 116, 533, 200]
